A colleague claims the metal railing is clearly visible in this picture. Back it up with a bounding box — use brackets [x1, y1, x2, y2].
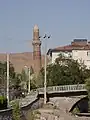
[37, 84, 86, 93]
[10, 84, 86, 107]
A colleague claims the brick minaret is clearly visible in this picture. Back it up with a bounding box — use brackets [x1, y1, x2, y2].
[32, 25, 41, 73]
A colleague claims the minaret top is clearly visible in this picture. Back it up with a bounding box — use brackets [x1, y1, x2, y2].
[33, 24, 39, 31]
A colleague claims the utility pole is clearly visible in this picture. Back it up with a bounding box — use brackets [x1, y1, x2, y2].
[7, 53, 9, 107]
[43, 34, 51, 104]
[44, 38, 47, 104]
[28, 68, 30, 93]
[39, 34, 51, 104]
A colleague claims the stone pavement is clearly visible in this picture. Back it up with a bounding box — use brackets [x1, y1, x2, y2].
[33, 97, 90, 120]
[49, 96, 86, 112]
[10, 90, 38, 107]
[38, 108, 90, 120]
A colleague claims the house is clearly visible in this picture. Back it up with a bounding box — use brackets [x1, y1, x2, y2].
[47, 39, 90, 69]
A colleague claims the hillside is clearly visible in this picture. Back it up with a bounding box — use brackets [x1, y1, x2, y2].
[0, 52, 45, 73]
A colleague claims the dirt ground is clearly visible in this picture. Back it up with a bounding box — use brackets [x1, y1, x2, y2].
[31, 98, 90, 120]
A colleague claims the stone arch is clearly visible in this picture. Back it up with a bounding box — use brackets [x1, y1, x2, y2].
[69, 96, 88, 112]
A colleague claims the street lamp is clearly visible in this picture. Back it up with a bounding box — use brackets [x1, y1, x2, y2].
[40, 34, 51, 104]
[7, 53, 9, 107]
[24, 66, 31, 94]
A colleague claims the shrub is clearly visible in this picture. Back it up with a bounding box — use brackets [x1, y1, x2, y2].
[27, 110, 41, 120]
[12, 100, 21, 120]
[0, 96, 7, 110]
[72, 106, 80, 115]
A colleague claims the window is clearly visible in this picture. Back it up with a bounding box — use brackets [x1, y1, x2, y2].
[87, 51, 90, 56]
[74, 51, 78, 56]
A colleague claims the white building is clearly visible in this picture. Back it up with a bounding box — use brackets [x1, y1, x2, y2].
[47, 39, 90, 68]
[72, 49, 90, 69]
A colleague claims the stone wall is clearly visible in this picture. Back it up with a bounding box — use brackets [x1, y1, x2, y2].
[0, 109, 12, 120]
[0, 98, 43, 120]
[21, 98, 43, 120]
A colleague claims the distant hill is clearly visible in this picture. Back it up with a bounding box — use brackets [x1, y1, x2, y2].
[0, 52, 45, 73]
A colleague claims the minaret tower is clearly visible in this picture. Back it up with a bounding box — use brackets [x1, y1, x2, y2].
[32, 25, 41, 73]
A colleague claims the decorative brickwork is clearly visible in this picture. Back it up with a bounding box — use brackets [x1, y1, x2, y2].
[32, 25, 41, 73]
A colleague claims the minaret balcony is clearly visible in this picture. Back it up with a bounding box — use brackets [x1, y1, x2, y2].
[32, 40, 41, 45]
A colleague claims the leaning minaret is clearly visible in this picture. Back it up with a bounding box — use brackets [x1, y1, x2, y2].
[32, 25, 41, 73]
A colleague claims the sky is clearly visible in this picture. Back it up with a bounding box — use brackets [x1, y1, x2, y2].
[0, 0, 90, 53]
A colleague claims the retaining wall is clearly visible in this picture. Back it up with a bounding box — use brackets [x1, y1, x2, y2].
[0, 98, 43, 120]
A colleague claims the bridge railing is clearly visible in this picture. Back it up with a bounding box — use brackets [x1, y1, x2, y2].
[37, 84, 86, 93]
[10, 84, 86, 108]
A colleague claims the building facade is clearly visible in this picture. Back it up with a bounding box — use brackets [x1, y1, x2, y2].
[47, 39, 90, 69]
[72, 49, 90, 69]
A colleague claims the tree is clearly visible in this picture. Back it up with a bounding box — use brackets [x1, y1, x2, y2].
[11, 73, 22, 89]
[20, 69, 27, 90]
[20, 67, 35, 90]
[27, 110, 41, 120]
[31, 73, 43, 89]
[85, 78, 90, 112]
[0, 61, 16, 87]
[40, 55, 90, 86]
[30, 66, 34, 75]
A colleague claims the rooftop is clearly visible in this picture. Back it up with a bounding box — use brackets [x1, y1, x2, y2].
[47, 39, 90, 54]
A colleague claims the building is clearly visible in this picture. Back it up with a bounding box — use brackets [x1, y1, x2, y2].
[47, 39, 90, 68]
[0, 25, 44, 73]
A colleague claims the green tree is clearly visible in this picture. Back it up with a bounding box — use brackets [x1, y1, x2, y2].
[20, 67, 35, 90]
[30, 66, 34, 75]
[31, 73, 43, 89]
[85, 78, 90, 112]
[21, 69, 27, 81]
[11, 73, 22, 89]
[0, 61, 16, 87]
[20, 69, 27, 90]
[40, 55, 90, 86]
[27, 110, 41, 120]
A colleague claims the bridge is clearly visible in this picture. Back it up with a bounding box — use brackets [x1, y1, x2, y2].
[37, 84, 86, 94]
[1, 84, 87, 119]
[49, 95, 87, 112]
[10, 84, 87, 108]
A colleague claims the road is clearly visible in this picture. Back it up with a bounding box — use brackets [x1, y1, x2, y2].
[33, 97, 90, 120]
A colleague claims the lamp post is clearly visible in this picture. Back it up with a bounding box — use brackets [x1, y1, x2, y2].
[7, 53, 9, 107]
[40, 34, 51, 104]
